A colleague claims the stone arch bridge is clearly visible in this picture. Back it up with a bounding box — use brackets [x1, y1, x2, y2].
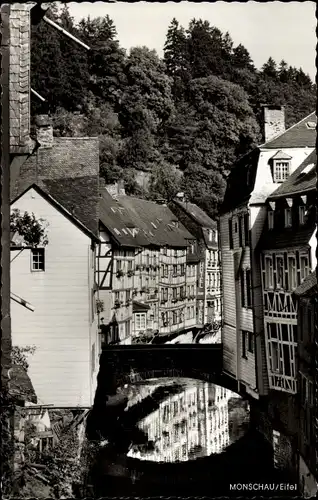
[93, 344, 243, 407]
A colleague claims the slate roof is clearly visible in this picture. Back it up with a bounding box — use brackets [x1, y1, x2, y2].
[220, 148, 260, 214]
[11, 137, 100, 237]
[263, 112, 316, 149]
[268, 150, 316, 200]
[294, 271, 317, 297]
[173, 200, 216, 229]
[221, 111, 316, 214]
[116, 195, 195, 247]
[259, 225, 314, 251]
[99, 190, 148, 247]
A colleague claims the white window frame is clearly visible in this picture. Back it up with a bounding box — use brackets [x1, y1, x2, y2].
[135, 313, 146, 331]
[288, 255, 297, 290]
[299, 253, 310, 282]
[275, 254, 284, 289]
[273, 160, 290, 183]
[264, 255, 274, 289]
[31, 248, 45, 271]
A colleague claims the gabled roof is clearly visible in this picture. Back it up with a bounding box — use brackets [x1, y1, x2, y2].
[294, 271, 317, 297]
[117, 195, 195, 247]
[268, 150, 316, 200]
[11, 184, 99, 242]
[173, 200, 216, 229]
[270, 150, 292, 160]
[11, 137, 100, 237]
[263, 112, 316, 149]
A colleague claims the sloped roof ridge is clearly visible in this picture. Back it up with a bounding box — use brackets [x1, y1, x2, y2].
[260, 110, 316, 148]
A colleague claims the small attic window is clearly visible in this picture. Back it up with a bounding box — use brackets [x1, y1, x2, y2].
[151, 222, 157, 229]
[273, 160, 290, 183]
[111, 207, 117, 213]
[122, 228, 128, 235]
[306, 121, 316, 129]
[114, 228, 121, 235]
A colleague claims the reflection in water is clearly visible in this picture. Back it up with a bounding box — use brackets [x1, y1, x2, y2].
[126, 379, 249, 462]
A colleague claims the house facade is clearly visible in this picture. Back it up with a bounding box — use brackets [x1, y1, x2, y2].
[97, 192, 197, 345]
[220, 106, 316, 400]
[10, 120, 101, 407]
[169, 199, 221, 327]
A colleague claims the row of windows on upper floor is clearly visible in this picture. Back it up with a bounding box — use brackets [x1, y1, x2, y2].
[261, 251, 310, 291]
[267, 204, 310, 230]
[228, 213, 249, 250]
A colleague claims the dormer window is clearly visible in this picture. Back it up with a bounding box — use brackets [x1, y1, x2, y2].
[268, 210, 274, 230]
[271, 150, 292, 183]
[274, 161, 290, 183]
[299, 206, 306, 225]
[284, 208, 292, 228]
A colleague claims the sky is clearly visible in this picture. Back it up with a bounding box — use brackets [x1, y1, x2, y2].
[68, 1, 316, 81]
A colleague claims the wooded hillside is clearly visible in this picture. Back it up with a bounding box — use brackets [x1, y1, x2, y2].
[31, 4, 316, 217]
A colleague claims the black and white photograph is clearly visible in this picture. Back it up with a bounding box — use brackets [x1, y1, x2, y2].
[1, 0, 317, 497]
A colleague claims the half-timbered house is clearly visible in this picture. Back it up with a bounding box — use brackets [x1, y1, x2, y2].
[169, 198, 221, 326]
[219, 106, 316, 400]
[259, 150, 316, 394]
[117, 196, 197, 341]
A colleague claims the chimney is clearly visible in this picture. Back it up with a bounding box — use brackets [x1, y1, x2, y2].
[118, 179, 126, 196]
[35, 114, 53, 149]
[263, 105, 285, 143]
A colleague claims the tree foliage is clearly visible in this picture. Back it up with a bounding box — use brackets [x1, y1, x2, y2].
[10, 210, 49, 247]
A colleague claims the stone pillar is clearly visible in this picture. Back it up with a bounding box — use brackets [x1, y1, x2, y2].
[263, 105, 285, 143]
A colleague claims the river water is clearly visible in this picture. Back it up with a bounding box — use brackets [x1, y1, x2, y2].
[125, 377, 249, 462]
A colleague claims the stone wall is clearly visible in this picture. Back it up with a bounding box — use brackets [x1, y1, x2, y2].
[9, 3, 33, 154]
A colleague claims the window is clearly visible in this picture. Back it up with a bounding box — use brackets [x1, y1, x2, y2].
[242, 331, 247, 359]
[173, 311, 178, 325]
[265, 256, 274, 289]
[125, 290, 130, 302]
[135, 313, 146, 330]
[276, 256, 284, 288]
[274, 161, 290, 183]
[299, 206, 306, 225]
[288, 255, 297, 290]
[116, 260, 122, 272]
[127, 260, 132, 271]
[173, 264, 177, 276]
[163, 247, 167, 256]
[248, 331, 254, 353]
[300, 254, 309, 282]
[181, 264, 185, 275]
[268, 210, 274, 230]
[284, 208, 292, 228]
[246, 269, 252, 307]
[228, 219, 233, 249]
[31, 248, 45, 271]
[174, 249, 178, 258]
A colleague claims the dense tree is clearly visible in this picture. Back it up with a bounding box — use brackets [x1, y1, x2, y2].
[78, 16, 126, 109]
[30, 12, 316, 216]
[163, 18, 190, 100]
[148, 162, 182, 202]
